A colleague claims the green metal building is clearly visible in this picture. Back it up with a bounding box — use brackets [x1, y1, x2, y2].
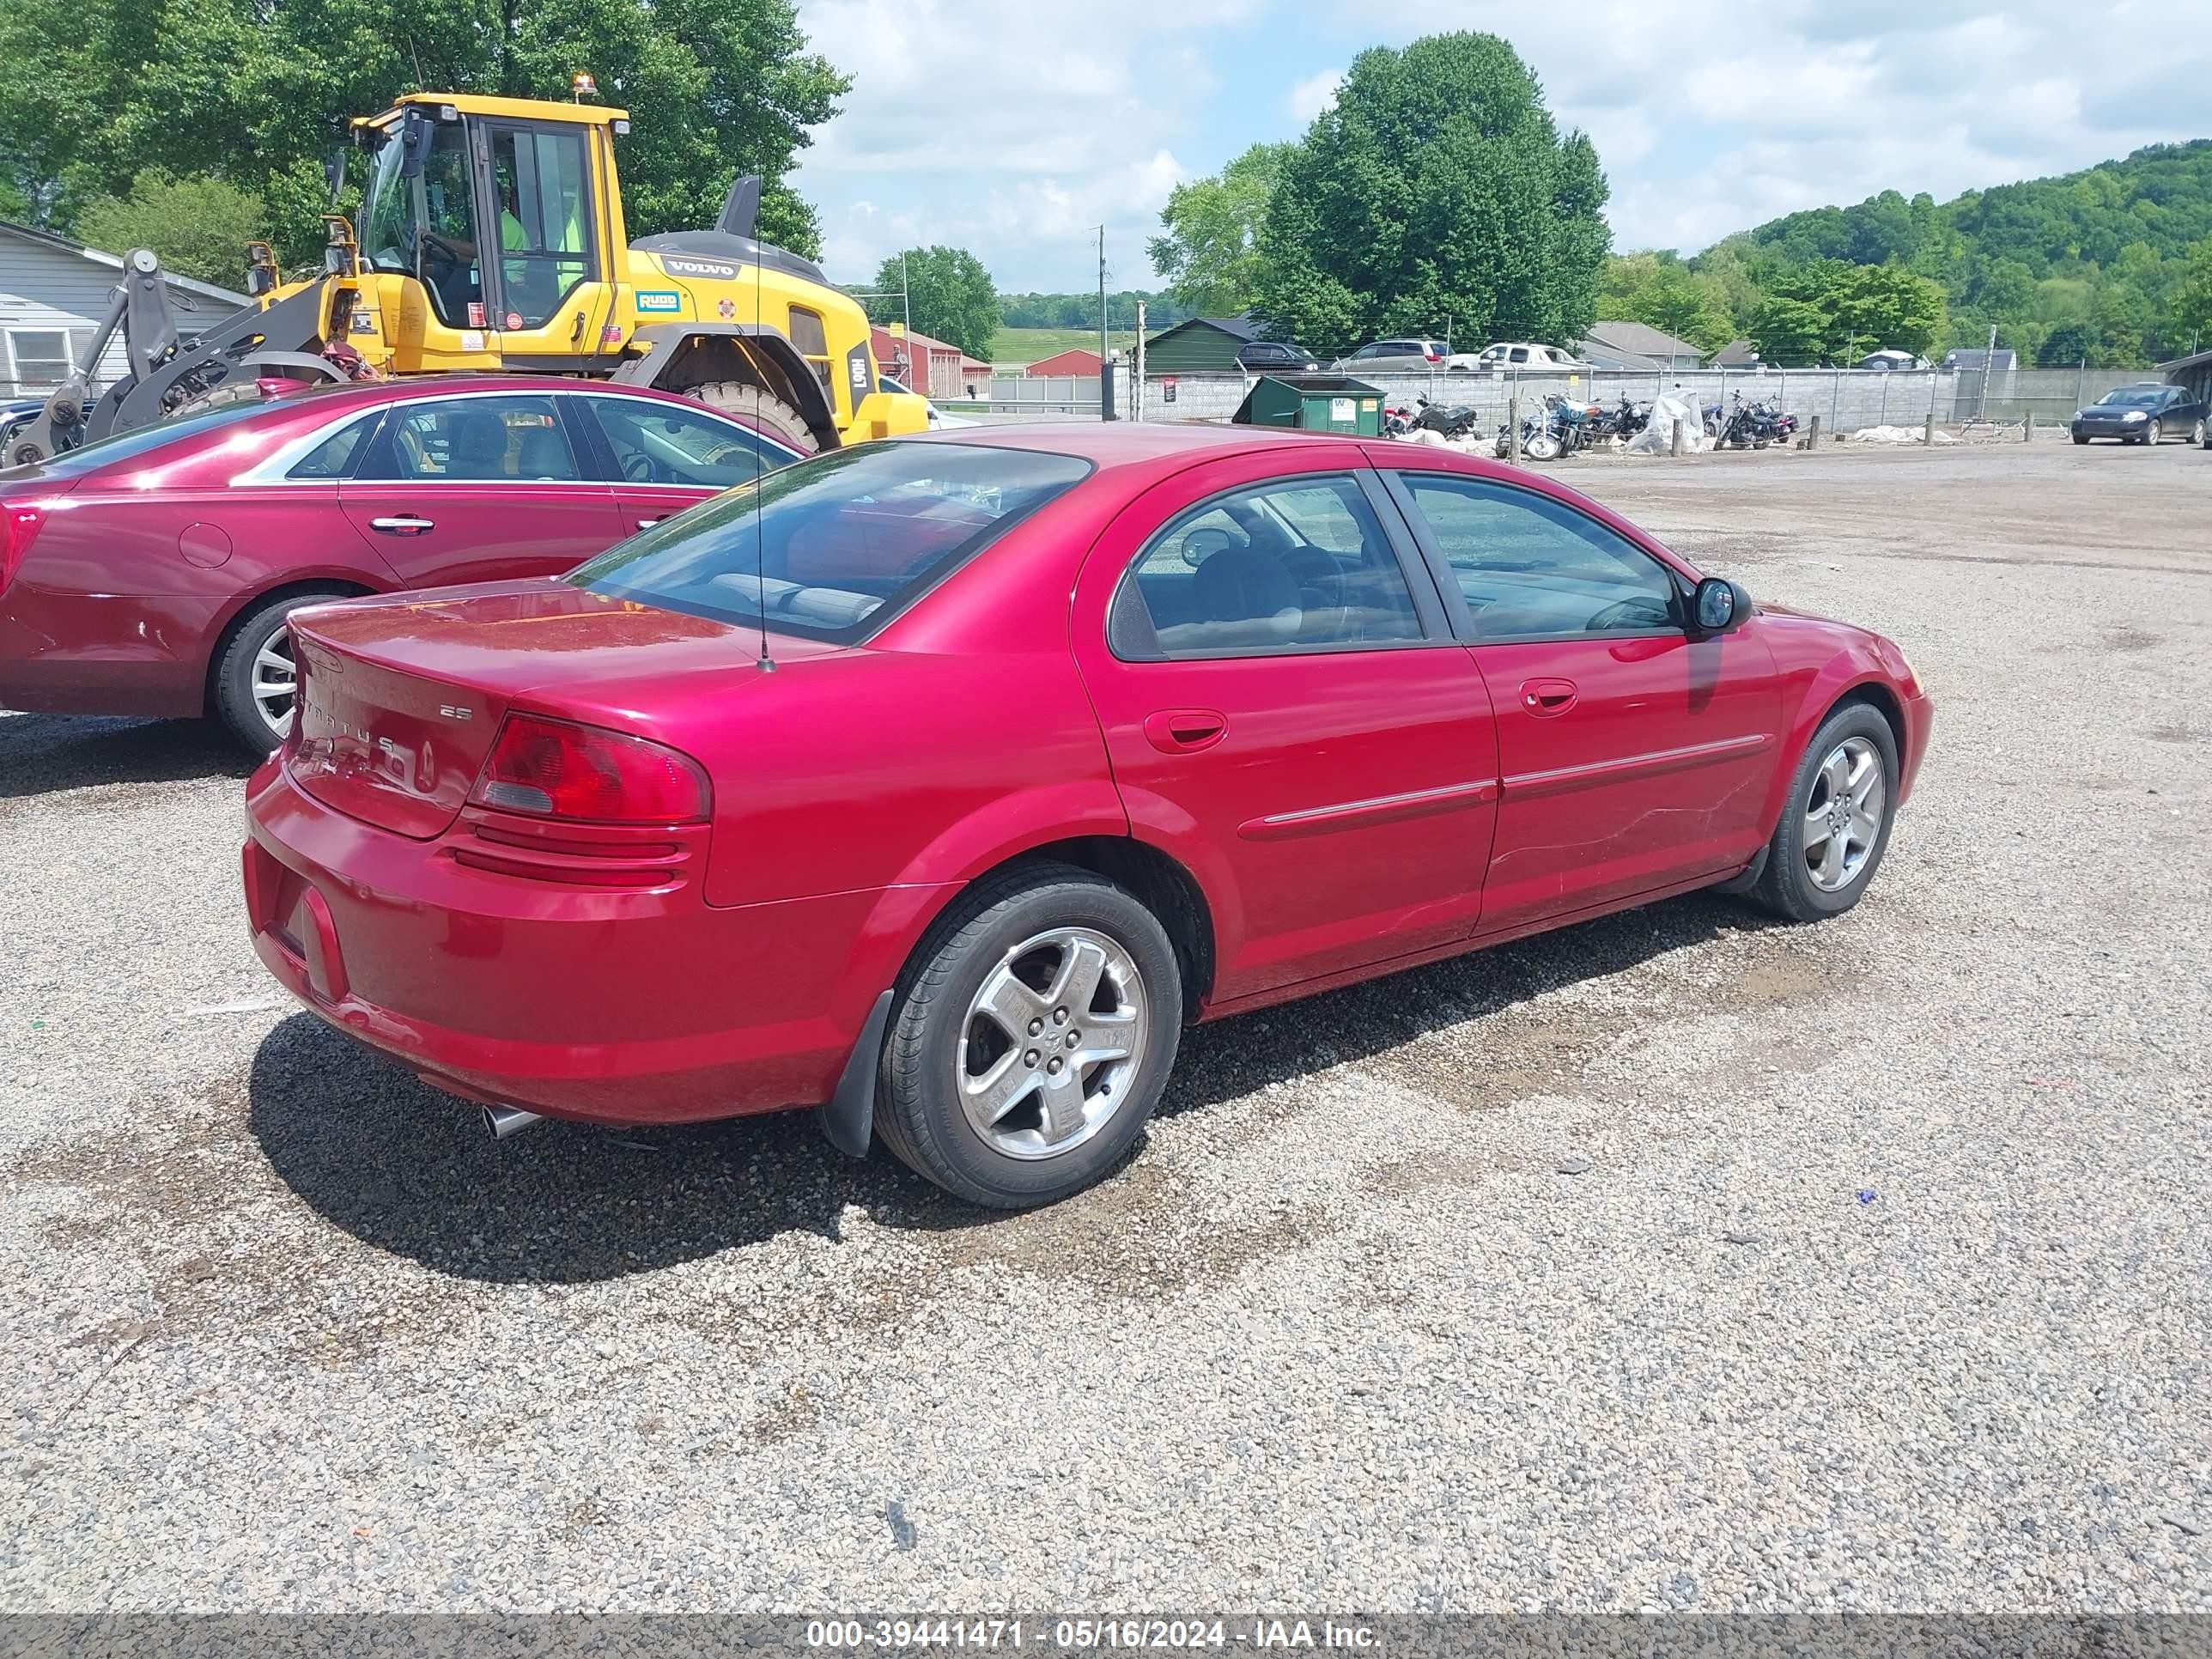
[1141, 313, 1261, 374]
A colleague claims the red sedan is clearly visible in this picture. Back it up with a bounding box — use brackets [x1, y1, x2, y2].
[242, 425, 1931, 1208]
[0, 376, 803, 752]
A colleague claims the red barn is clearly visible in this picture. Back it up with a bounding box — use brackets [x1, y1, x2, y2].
[869, 325, 969, 401]
[1023, 347, 1104, 378]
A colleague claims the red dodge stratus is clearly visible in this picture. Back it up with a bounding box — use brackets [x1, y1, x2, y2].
[242, 424, 1931, 1208]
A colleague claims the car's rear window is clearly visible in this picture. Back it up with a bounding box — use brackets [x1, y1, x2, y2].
[567, 440, 1091, 643]
[6, 398, 277, 477]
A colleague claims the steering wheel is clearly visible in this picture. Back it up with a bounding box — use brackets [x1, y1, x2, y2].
[1180, 526, 1233, 567]
[419, 232, 462, 276]
[1588, 597, 1664, 632]
[622, 452, 658, 483]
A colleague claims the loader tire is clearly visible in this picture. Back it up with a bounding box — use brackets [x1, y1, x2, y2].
[687, 382, 820, 455]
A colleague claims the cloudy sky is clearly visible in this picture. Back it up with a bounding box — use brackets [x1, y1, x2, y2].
[786, 0, 2212, 293]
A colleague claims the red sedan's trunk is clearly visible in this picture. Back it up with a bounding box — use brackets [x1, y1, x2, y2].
[279, 580, 846, 839]
[289, 633, 510, 839]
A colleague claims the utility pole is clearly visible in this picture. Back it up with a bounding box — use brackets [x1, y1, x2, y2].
[1135, 300, 1146, 422]
[901, 252, 911, 344]
[1098, 225, 1112, 421]
[1980, 323, 1997, 420]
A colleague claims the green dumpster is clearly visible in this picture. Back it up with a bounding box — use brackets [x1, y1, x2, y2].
[1231, 374, 1384, 436]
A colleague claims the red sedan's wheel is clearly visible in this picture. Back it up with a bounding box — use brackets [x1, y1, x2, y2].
[1749, 702, 1900, 923]
[211, 586, 356, 756]
[877, 862, 1182, 1208]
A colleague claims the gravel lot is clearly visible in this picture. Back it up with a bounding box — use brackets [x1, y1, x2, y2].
[3, 439, 2208, 1613]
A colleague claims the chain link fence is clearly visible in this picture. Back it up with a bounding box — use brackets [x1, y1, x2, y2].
[1089, 363, 2169, 436]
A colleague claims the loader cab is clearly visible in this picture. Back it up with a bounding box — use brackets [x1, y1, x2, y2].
[358, 100, 611, 345]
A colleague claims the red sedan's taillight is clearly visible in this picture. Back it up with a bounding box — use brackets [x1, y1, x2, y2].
[469, 714, 711, 824]
[1, 500, 49, 593]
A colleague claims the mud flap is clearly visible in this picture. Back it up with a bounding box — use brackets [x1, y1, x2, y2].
[1712, 847, 1768, 896]
[820, 989, 894, 1158]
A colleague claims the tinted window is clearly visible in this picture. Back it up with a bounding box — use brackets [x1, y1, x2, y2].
[588, 396, 792, 489]
[367, 396, 580, 482]
[1112, 475, 1425, 659]
[2100, 387, 2166, 407]
[288, 413, 382, 480]
[1397, 475, 1679, 640]
[569, 441, 1088, 643]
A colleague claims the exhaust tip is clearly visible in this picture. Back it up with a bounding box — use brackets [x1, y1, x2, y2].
[482, 1103, 544, 1140]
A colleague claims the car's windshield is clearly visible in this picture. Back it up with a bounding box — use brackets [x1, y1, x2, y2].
[1, 399, 280, 478]
[568, 441, 1091, 643]
[2098, 387, 2166, 407]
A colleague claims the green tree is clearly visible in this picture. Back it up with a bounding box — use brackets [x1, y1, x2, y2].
[2173, 237, 2212, 349]
[1747, 296, 1829, 367]
[1250, 32, 1609, 358]
[1146, 143, 1291, 317]
[878, 246, 998, 361]
[2034, 319, 2096, 367]
[1598, 252, 1734, 349]
[74, 170, 268, 286]
[0, 0, 846, 264]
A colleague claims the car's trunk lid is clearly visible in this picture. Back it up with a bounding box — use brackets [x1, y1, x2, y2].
[283, 580, 842, 839]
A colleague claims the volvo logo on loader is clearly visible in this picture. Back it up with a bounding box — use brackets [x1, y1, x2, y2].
[661, 257, 740, 282]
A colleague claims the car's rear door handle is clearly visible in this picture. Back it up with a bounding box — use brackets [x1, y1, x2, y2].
[1520, 678, 1578, 715]
[368, 514, 434, 536]
[1143, 708, 1228, 752]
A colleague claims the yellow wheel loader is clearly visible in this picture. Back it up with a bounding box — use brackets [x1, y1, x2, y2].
[7, 92, 931, 465]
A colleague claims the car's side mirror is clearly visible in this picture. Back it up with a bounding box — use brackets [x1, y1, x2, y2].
[1692, 575, 1753, 635]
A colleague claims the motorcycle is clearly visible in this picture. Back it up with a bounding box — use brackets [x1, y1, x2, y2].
[1583, 396, 1649, 446]
[1506, 393, 1586, 461]
[1410, 394, 1482, 441]
[1712, 391, 1794, 450]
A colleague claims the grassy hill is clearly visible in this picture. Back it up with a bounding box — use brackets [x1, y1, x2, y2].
[989, 325, 1139, 367]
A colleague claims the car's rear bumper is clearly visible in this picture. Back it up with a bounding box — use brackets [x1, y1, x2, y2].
[242, 755, 951, 1125]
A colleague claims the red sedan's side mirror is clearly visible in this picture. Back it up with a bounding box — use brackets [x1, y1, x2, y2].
[1692, 576, 1753, 635]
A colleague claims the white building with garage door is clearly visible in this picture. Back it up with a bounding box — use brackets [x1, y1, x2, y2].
[0, 219, 249, 398]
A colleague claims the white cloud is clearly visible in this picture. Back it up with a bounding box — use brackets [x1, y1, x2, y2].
[791, 0, 1249, 286]
[787, 0, 2212, 288]
[1287, 69, 1341, 124]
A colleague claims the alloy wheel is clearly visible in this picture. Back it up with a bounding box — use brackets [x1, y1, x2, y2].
[252, 631, 298, 739]
[1802, 736, 1885, 892]
[957, 927, 1149, 1160]
[2145, 420, 2161, 445]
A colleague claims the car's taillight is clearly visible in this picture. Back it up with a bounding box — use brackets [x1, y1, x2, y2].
[1425, 348, 1443, 362]
[469, 714, 710, 824]
[1, 500, 48, 593]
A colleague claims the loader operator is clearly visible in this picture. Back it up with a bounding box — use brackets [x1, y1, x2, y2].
[419, 158, 586, 328]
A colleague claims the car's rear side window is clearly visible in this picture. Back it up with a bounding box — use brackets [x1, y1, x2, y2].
[568, 441, 1090, 643]
[288, 413, 383, 479]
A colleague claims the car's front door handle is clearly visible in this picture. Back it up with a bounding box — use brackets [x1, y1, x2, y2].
[1143, 708, 1228, 753]
[635, 517, 664, 529]
[1520, 678, 1578, 716]
[368, 514, 434, 536]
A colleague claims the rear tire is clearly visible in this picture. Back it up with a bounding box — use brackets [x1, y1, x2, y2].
[211, 586, 353, 757]
[686, 382, 819, 455]
[1747, 702, 1900, 924]
[876, 862, 1182, 1209]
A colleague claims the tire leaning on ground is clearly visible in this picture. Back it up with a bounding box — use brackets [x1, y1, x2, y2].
[875, 861, 1183, 1208]
[1748, 701, 1902, 925]
[2192, 418, 2207, 447]
[211, 586, 356, 757]
[2142, 420, 2162, 446]
[685, 382, 818, 455]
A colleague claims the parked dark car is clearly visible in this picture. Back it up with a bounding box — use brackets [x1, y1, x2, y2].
[1237, 340, 1322, 374]
[0, 377, 803, 753]
[2069, 383, 2207, 446]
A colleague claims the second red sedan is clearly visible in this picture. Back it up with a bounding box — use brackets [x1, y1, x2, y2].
[0, 376, 803, 752]
[242, 425, 1931, 1208]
